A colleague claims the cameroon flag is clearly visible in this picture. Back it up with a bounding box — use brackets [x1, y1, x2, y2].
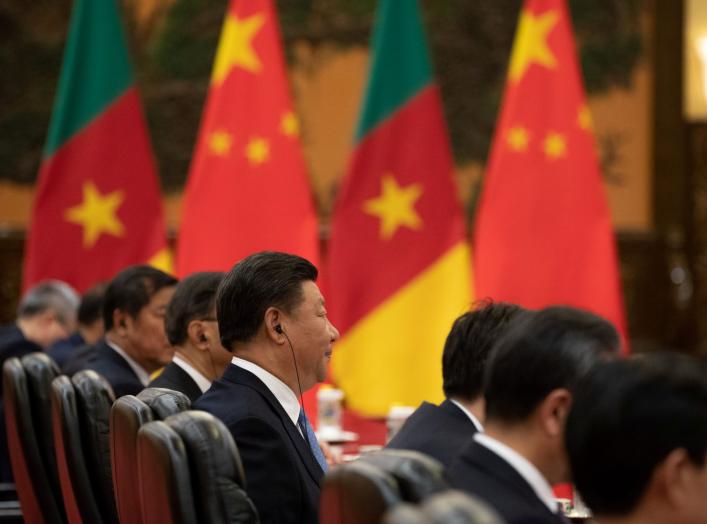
[328, 0, 473, 417]
[24, 0, 171, 292]
[177, 0, 319, 275]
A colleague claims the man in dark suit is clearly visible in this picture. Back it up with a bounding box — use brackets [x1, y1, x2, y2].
[149, 272, 231, 402]
[567, 353, 707, 524]
[387, 301, 524, 467]
[449, 306, 620, 524]
[194, 252, 340, 524]
[70, 265, 177, 397]
[0, 280, 79, 482]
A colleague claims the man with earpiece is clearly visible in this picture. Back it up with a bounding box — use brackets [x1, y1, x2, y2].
[148, 271, 231, 402]
[194, 251, 340, 524]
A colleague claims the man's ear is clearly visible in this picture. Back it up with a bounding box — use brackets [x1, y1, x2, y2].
[661, 448, 696, 510]
[112, 309, 130, 335]
[187, 320, 209, 351]
[538, 388, 572, 438]
[264, 307, 284, 343]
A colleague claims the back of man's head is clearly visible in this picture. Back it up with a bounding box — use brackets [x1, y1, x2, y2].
[103, 265, 178, 330]
[166, 272, 224, 347]
[218, 251, 317, 351]
[18, 280, 80, 327]
[78, 283, 106, 328]
[442, 301, 525, 402]
[567, 353, 707, 519]
[484, 306, 619, 424]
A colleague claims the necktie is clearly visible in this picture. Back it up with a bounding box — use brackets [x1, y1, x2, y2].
[298, 408, 328, 472]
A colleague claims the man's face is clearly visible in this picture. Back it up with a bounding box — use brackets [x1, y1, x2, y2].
[203, 311, 232, 372]
[124, 286, 175, 372]
[284, 281, 339, 391]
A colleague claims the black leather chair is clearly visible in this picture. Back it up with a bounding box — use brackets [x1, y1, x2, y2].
[3, 354, 65, 524]
[382, 503, 429, 524]
[358, 449, 449, 503]
[320, 460, 401, 524]
[110, 388, 191, 524]
[164, 411, 258, 523]
[384, 490, 506, 524]
[51, 370, 118, 524]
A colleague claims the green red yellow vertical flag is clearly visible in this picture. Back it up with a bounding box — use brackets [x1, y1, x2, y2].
[177, 0, 319, 276]
[328, 0, 473, 417]
[23, 0, 171, 292]
[473, 0, 627, 345]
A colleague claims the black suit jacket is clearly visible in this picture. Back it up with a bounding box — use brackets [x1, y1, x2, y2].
[79, 339, 144, 398]
[148, 361, 203, 402]
[449, 440, 566, 524]
[386, 399, 478, 468]
[193, 364, 323, 524]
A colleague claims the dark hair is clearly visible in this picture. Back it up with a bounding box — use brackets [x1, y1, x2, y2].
[217, 252, 317, 350]
[442, 301, 525, 401]
[165, 272, 224, 346]
[484, 306, 619, 423]
[78, 283, 107, 327]
[103, 265, 178, 330]
[567, 353, 707, 516]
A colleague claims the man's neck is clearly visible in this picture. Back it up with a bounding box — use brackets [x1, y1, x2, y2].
[16, 318, 42, 347]
[105, 332, 152, 372]
[449, 396, 484, 425]
[174, 346, 213, 381]
[234, 343, 301, 395]
[483, 422, 556, 484]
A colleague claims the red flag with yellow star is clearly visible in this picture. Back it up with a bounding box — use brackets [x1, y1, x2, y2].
[473, 0, 627, 342]
[328, 0, 473, 417]
[23, 0, 171, 293]
[176, 0, 318, 275]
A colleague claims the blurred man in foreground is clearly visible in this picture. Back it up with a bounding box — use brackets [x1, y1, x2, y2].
[149, 271, 231, 402]
[567, 353, 707, 524]
[449, 306, 619, 524]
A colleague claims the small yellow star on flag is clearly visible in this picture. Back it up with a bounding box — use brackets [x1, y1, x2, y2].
[578, 104, 593, 130]
[245, 137, 270, 166]
[509, 9, 559, 82]
[507, 126, 530, 151]
[64, 181, 125, 248]
[281, 111, 299, 137]
[211, 12, 266, 84]
[208, 130, 233, 156]
[363, 173, 423, 240]
[543, 131, 567, 159]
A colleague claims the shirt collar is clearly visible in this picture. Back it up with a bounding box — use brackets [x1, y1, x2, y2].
[449, 399, 484, 432]
[473, 433, 558, 513]
[232, 357, 301, 429]
[172, 355, 211, 393]
[105, 339, 151, 387]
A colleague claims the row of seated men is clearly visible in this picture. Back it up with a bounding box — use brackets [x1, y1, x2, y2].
[2, 251, 707, 524]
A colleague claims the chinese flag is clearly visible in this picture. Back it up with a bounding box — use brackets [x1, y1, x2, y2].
[473, 0, 627, 345]
[328, 0, 474, 417]
[177, 0, 319, 276]
[23, 0, 171, 292]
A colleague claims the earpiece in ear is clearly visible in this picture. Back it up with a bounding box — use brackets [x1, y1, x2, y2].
[275, 324, 283, 334]
[200, 334, 208, 343]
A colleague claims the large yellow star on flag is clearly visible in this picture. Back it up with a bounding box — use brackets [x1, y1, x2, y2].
[211, 12, 266, 84]
[509, 9, 559, 82]
[363, 174, 423, 240]
[64, 181, 125, 248]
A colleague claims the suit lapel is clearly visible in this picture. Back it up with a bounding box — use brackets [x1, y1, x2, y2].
[224, 365, 324, 485]
[98, 339, 137, 377]
[169, 364, 203, 401]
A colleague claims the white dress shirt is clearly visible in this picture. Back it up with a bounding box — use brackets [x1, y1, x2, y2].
[172, 355, 211, 393]
[450, 399, 484, 432]
[474, 432, 558, 514]
[232, 357, 303, 436]
[105, 339, 150, 386]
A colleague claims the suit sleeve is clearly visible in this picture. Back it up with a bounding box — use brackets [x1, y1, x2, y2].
[230, 416, 302, 524]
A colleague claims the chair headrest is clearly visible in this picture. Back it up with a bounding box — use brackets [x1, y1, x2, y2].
[383, 502, 430, 524]
[359, 449, 449, 502]
[137, 387, 191, 419]
[422, 490, 505, 524]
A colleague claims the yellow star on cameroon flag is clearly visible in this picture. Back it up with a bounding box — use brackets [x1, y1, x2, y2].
[211, 12, 266, 84]
[364, 174, 423, 240]
[64, 181, 125, 248]
[509, 9, 559, 82]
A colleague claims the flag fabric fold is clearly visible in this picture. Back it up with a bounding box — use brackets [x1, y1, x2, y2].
[328, 0, 474, 417]
[176, 0, 319, 276]
[24, 0, 170, 292]
[473, 0, 627, 345]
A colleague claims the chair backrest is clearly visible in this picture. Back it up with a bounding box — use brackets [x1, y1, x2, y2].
[164, 411, 259, 523]
[137, 420, 196, 524]
[71, 371, 117, 524]
[320, 461, 401, 524]
[3, 354, 64, 524]
[110, 387, 190, 524]
[421, 490, 505, 524]
[382, 503, 430, 524]
[51, 375, 103, 524]
[358, 449, 449, 503]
